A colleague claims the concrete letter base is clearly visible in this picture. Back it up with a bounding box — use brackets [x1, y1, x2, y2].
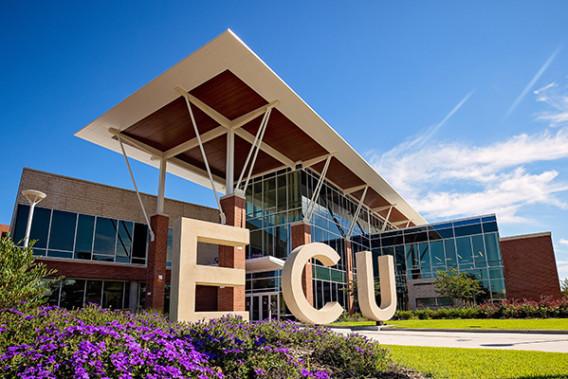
[170, 217, 249, 323]
[282, 243, 343, 324]
[356, 252, 397, 321]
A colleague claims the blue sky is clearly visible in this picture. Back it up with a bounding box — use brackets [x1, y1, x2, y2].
[1, 1, 568, 281]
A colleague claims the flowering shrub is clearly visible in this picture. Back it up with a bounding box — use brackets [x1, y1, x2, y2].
[393, 297, 568, 320]
[0, 305, 392, 378]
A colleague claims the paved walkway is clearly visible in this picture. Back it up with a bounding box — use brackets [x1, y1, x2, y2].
[330, 328, 568, 353]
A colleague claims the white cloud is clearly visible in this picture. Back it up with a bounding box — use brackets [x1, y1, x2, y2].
[535, 81, 568, 127]
[369, 126, 568, 224]
[559, 238, 568, 246]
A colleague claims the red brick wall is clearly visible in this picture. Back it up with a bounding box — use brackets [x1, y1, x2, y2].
[217, 194, 246, 312]
[500, 233, 562, 300]
[40, 259, 147, 281]
[145, 214, 169, 310]
[291, 221, 313, 306]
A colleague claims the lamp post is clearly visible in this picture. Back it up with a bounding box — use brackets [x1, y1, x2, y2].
[22, 189, 46, 248]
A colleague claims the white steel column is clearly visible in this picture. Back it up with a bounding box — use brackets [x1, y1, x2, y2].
[157, 158, 167, 214]
[347, 186, 368, 239]
[226, 129, 235, 195]
[304, 155, 332, 223]
[381, 206, 394, 232]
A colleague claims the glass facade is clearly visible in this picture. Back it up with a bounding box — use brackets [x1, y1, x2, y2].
[242, 167, 507, 316]
[44, 279, 131, 310]
[370, 215, 506, 307]
[12, 204, 168, 266]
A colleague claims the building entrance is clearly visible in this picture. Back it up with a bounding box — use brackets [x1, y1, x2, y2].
[246, 292, 280, 321]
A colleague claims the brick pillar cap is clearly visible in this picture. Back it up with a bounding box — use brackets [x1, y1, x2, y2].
[220, 192, 246, 201]
[152, 213, 169, 218]
[291, 220, 310, 227]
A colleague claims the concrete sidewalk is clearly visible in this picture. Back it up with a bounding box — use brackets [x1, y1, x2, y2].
[329, 327, 568, 353]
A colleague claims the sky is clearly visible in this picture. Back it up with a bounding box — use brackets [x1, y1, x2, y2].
[1, 1, 567, 281]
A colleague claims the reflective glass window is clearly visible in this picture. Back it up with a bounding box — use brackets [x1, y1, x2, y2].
[419, 243, 430, 268]
[406, 245, 419, 269]
[489, 267, 504, 279]
[482, 221, 498, 233]
[75, 214, 94, 260]
[430, 241, 445, 267]
[85, 280, 103, 305]
[165, 227, 173, 266]
[103, 281, 124, 309]
[444, 239, 457, 266]
[47, 250, 73, 259]
[472, 235, 487, 267]
[322, 281, 331, 304]
[48, 210, 76, 251]
[60, 279, 85, 309]
[315, 265, 330, 281]
[456, 237, 473, 264]
[394, 246, 406, 273]
[131, 223, 147, 264]
[484, 233, 501, 266]
[330, 269, 344, 283]
[93, 217, 116, 255]
[116, 221, 133, 260]
[454, 223, 482, 237]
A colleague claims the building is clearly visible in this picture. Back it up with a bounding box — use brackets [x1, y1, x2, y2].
[8, 30, 563, 317]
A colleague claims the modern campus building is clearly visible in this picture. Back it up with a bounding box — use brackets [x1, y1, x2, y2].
[8, 31, 562, 318]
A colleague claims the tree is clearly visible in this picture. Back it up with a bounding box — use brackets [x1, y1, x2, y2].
[434, 268, 485, 307]
[561, 278, 568, 299]
[0, 236, 60, 309]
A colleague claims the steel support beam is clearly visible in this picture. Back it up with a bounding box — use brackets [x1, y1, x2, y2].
[344, 184, 368, 195]
[304, 155, 332, 223]
[108, 128, 164, 159]
[156, 158, 167, 214]
[164, 126, 226, 159]
[175, 87, 231, 128]
[226, 129, 235, 195]
[347, 186, 368, 239]
[381, 206, 394, 232]
[230, 100, 279, 130]
[301, 152, 335, 168]
[234, 128, 295, 168]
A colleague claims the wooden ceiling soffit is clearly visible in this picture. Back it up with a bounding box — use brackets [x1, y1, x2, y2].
[122, 97, 219, 151]
[242, 108, 328, 163]
[189, 70, 269, 120]
[311, 157, 365, 190]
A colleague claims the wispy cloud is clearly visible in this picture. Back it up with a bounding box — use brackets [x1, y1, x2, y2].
[505, 46, 561, 118]
[370, 124, 568, 224]
[560, 238, 568, 246]
[535, 81, 568, 127]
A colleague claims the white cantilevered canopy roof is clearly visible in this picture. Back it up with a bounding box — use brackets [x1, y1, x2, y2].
[75, 29, 426, 228]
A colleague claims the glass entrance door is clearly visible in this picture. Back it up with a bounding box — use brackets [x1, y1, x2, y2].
[246, 292, 280, 321]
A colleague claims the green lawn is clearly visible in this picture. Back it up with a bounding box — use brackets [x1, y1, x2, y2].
[386, 345, 568, 379]
[384, 318, 568, 330]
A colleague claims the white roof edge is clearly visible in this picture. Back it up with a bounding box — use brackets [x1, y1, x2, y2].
[75, 30, 426, 225]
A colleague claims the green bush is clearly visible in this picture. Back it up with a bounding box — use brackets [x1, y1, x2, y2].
[397, 297, 568, 320]
[0, 236, 60, 309]
[0, 304, 393, 378]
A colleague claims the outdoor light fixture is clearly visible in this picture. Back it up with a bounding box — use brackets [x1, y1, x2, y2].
[22, 189, 47, 248]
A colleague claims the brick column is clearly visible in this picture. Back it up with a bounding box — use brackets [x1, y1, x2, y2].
[145, 214, 169, 310]
[217, 194, 246, 312]
[345, 239, 355, 315]
[291, 221, 313, 306]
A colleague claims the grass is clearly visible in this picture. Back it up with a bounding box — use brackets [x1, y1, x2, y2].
[386, 344, 568, 379]
[384, 318, 568, 330]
